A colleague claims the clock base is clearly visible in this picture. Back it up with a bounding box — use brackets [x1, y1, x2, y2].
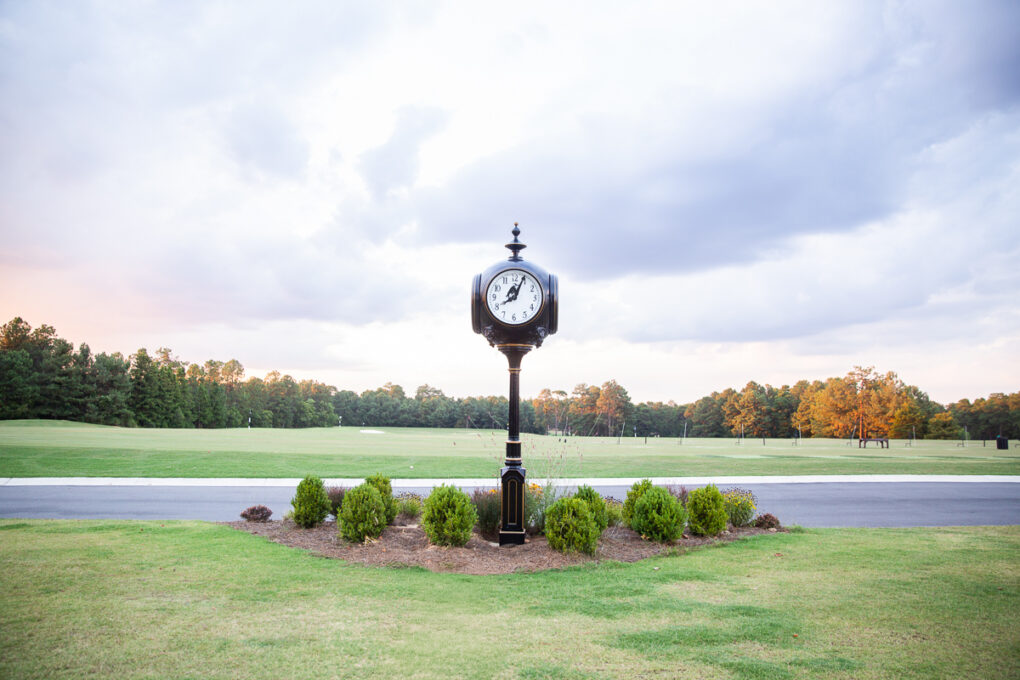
[498, 464, 527, 546]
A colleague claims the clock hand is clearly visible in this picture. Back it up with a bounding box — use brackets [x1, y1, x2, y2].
[503, 279, 522, 303]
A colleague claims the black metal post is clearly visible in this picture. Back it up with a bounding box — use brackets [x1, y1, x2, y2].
[498, 343, 531, 545]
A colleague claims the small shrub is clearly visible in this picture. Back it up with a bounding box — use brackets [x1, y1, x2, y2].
[326, 486, 348, 519]
[545, 497, 600, 555]
[396, 493, 423, 520]
[721, 487, 757, 527]
[524, 482, 544, 535]
[291, 475, 331, 528]
[605, 499, 624, 528]
[574, 485, 608, 532]
[338, 483, 387, 543]
[422, 485, 477, 547]
[365, 473, 397, 524]
[687, 484, 727, 537]
[240, 504, 272, 522]
[631, 487, 687, 542]
[471, 488, 502, 541]
[666, 484, 689, 508]
[754, 513, 781, 530]
[623, 479, 656, 528]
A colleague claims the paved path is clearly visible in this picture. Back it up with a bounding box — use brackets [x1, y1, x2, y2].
[2, 476, 1018, 527]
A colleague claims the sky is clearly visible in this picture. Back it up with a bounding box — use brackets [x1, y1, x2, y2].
[1, 1, 1018, 406]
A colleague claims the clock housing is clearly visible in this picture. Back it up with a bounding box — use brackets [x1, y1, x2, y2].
[471, 228, 558, 347]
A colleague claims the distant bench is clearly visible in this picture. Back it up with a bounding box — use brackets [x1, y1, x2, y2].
[859, 438, 889, 449]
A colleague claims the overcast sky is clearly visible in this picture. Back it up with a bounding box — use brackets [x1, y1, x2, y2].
[2, 1, 1018, 405]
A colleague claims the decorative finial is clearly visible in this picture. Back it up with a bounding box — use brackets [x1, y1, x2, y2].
[506, 222, 526, 261]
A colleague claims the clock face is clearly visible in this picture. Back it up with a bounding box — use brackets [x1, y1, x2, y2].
[486, 269, 543, 325]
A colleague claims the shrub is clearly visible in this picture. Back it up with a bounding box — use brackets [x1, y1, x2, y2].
[605, 499, 624, 528]
[422, 485, 478, 547]
[326, 486, 348, 519]
[631, 487, 687, 542]
[574, 485, 608, 532]
[754, 513, 781, 530]
[623, 479, 656, 528]
[396, 493, 422, 520]
[471, 488, 502, 541]
[240, 505, 272, 522]
[545, 497, 600, 555]
[666, 484, 689, 508]
[687, 484, 727, 537]
[365, 473, 397, 524]
[721, 487, 757, 527]
[338, 483, 387, 543]
[524, 482, 545, 535]
[291, 475, 331, 528]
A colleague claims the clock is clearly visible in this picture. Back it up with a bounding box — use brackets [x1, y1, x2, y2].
[470, 223, 559, 546]
[485, 268, 544, 326]
[471, 223, 558, 347]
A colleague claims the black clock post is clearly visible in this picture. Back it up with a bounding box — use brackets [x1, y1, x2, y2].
[471, 224, 558, 545]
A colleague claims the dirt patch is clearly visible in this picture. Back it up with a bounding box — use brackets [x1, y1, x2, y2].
[224, 518, 782, 575]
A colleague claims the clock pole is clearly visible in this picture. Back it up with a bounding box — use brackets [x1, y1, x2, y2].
[497, 342, 530, 545]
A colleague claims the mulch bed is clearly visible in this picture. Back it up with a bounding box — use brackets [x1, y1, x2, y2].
[224, 518, 782, 575]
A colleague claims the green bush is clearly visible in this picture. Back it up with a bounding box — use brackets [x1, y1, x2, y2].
[471, 488, 501, 541]
[574, 485, 608, 532]
[396, 493, 422, 520]
[365, 473, 397, 524]
[338, 483, 387, 543]
[422, 485, 478, 547]
[545, 497, 600, 555]
[290, 475, 331, 528]
[605, 499, 624, 528]
[687, 484, 727, 537]
[623, 479, 656, 528]
[721, 487, 757, 527]
[631, 486, 687, 542]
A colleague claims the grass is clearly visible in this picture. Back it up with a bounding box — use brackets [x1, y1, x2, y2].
[1, 420, 1018, 479]
[1, 520, 1017, 679]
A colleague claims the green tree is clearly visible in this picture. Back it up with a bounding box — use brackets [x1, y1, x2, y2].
[0, 349, 34, 419]
[927, 412, 962, 440]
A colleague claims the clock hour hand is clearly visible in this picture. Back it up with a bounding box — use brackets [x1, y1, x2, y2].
[503, 279, 522, 303]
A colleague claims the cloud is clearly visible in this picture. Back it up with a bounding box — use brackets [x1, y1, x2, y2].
[334, 0, 1020, 285]
[223, 103, 309, 180]
[2, 1, 1018, 405]
[358, 106, 449, 198]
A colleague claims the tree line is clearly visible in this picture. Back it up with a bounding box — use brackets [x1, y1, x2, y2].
[1, 317, 1017, 439]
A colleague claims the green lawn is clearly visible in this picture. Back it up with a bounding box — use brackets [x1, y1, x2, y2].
[2, 419, 1018, 479]
[1, 420, 1017, 478]
[1, 520, 1017, 679]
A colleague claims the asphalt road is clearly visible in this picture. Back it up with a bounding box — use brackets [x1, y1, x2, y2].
[2, 481, 1018, 527]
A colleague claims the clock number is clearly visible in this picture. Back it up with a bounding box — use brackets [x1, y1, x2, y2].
[530, 303, 534, 311]
[494, 303, 499, 310]
[502, 276, 508, 284]
[512, 314, 517, 322]
[522, 311, 528, 319]
[490, 293, 496, 300]
[530, 285, 535, 292]
[495, 284, 501, 292]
